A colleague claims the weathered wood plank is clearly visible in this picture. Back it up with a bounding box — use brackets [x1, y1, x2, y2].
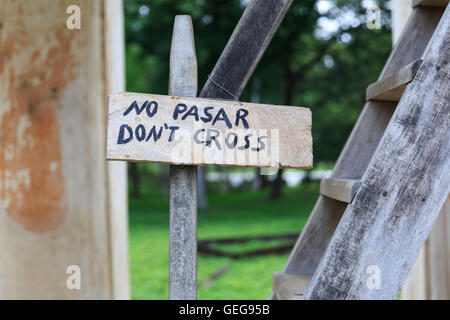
[197, 0, 294, 212]
[413, 0, 449, 8]
[272, 272, 312, 300]
[0, 0, 122, 299]
[273, 7, 445, 300]
[366, 59, 422, 101]
[168, 15, 198, 300]
[106, 93, 312, 169]
[320, 179, 362, 203]
[200, 0, 293, 99]
[304, 6, 450, 299]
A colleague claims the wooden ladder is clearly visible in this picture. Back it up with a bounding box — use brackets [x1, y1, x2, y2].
[272, 0, 450, 300]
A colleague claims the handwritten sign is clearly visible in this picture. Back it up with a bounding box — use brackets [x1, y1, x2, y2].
[106, 92, 312, 169]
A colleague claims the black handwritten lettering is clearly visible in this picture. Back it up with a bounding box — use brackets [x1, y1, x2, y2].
[173, 103, 187, 120]
[235, 108, 249, 128]
[252, 136, 268, 152]
[146, 101, 158, 117]
[182, 105, 199, 121]
[212, 108, 232, 129]
[123, 100, 148, 116]
[146, 125, 163, 142]
[201, 106, 214, 123]
[205, 129, 222, 150]
[168, 126, 179, 142]
[117, 124, 133, 144]
[225, 132, 238, 149]
[135, 124, 146, 141]
[238, 134, 252, 150]
[193, 128, 205, 144]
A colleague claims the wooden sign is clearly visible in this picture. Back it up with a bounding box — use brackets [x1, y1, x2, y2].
[106, 92, 312, 169]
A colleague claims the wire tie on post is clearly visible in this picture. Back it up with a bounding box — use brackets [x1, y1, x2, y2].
[207, 74, 243, 105]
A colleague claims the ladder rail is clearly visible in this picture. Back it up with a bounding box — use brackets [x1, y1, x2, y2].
[271, 6, 445, 299]
[304, 5, 450, 299]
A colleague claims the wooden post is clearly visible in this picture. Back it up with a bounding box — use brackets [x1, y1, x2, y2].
[168, 15, 198, 300]
[165, 0, 295, 298]
[200, 0, 293, 99]
[0, 0, 128, 299]
[392, 1, 450, 301]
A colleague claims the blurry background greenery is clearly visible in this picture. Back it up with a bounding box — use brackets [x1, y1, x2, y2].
[124, 0, 392, 299]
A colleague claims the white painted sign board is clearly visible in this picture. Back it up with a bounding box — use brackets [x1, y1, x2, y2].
[106, 92, 312, 169]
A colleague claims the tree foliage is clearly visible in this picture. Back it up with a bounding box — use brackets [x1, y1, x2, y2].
[124, 0, 392, 163]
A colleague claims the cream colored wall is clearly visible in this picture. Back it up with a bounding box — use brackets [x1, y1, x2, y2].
[0, 0, 129, 299]
[391, 0, 413, 44]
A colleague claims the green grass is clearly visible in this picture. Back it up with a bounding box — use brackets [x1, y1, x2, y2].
[129, 182, 319, 300]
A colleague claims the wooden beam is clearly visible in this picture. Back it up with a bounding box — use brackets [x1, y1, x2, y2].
[168, 15, 198, 300]
[366, 59, 422, 102]
[304, 6, 450, 299]
[200, 0, 293, 100]
[272, 272, 312, 300]
[320, 179, 362, 203]
[413, 0, 449, 8]
[197, 0, 294, 214]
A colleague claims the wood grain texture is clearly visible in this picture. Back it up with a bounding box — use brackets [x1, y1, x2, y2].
[200, 0, 293, 100]
[304, 6, 450, 299]
[168, 15, 198, 300]
[272, 6, 445, 300]
[0, 0, 113, 299]
[413, 0, 449, 8]
[106, 93, 312, 169]
[366, 59, 422, 101]
[320, 179, 362, 203]
[272, 272, 312, 300]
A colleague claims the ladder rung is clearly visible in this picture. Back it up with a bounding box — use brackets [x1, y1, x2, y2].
[272, 272, 312, 300]
[366, 59, 422, 102]
[412, 0, 449, 8]
[320, 178, 361, 203]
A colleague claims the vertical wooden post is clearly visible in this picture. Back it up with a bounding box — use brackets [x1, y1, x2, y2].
[0, 0, 128, 299]
[168, 15, 198, 300]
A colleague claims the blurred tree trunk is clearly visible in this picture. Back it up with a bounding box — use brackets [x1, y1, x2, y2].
[270, 169, 284, 200]
[251, 168, 262, 190]
[129, 163, 141, 198]
[198, 166, 208, 211]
